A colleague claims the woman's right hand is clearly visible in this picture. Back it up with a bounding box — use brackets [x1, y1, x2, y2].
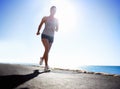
[36, 32, 40, 35]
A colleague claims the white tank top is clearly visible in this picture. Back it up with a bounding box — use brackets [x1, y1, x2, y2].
[42, 17, 57, 37]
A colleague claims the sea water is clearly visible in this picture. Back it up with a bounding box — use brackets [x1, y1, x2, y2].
[79, 66, 120, 75]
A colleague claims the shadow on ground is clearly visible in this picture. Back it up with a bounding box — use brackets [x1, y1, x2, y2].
[0, 70, 44, 89]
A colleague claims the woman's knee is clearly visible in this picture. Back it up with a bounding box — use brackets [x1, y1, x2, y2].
[45, 48, 49, 53]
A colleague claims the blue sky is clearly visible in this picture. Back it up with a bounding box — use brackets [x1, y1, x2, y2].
[0, 0, 120, 67]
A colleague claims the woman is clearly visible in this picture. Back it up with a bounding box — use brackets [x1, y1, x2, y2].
[36, 6, 59, 72]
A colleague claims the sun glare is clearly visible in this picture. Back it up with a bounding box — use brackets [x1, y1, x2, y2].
[50, 0, 78, 33]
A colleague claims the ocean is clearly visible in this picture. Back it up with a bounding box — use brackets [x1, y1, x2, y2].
[79, 66, 120, 75]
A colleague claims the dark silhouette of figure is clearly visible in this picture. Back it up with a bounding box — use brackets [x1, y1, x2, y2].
[0, 70, 40, 89]
[36, 6, 59, 71]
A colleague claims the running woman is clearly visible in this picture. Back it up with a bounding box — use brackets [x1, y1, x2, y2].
[36, 6, 59, 71]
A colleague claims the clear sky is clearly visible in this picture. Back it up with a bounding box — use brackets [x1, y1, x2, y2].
[0, 0, 120, 68]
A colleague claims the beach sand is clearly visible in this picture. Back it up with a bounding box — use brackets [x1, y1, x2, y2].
[0, 63, 120, 89]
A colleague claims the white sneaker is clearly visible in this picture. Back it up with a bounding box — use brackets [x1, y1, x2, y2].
[39, 58, 43, 65]
[44, 66, 50, 72]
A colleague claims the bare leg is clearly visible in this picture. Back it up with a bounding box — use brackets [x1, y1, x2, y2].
[41, 43, 52, 60]
[41, 39, 52, 67]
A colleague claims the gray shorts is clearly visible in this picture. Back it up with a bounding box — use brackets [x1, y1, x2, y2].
[41, 34, 54, 43]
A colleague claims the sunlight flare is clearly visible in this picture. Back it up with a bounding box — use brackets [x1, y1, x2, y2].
[50, 0, 78, 33]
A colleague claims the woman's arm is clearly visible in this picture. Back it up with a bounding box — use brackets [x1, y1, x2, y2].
[36, 17, 46, 35]
[55, 19, 59, 32]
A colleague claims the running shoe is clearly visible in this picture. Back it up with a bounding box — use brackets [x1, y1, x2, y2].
[39, 57, 43, 65]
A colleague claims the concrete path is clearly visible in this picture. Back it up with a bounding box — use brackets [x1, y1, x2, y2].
[0, 63, 120, 89]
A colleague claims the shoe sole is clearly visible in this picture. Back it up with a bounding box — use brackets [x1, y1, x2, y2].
[44, 70, 51, 72]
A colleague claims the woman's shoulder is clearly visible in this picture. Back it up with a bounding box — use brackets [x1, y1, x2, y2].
[54, 18, 58, 23]
[42, 16, 49, 22]
[42, 16, 48, 20]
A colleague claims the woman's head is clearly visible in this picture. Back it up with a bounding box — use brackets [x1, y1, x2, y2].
[50, 6, 56, 16]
